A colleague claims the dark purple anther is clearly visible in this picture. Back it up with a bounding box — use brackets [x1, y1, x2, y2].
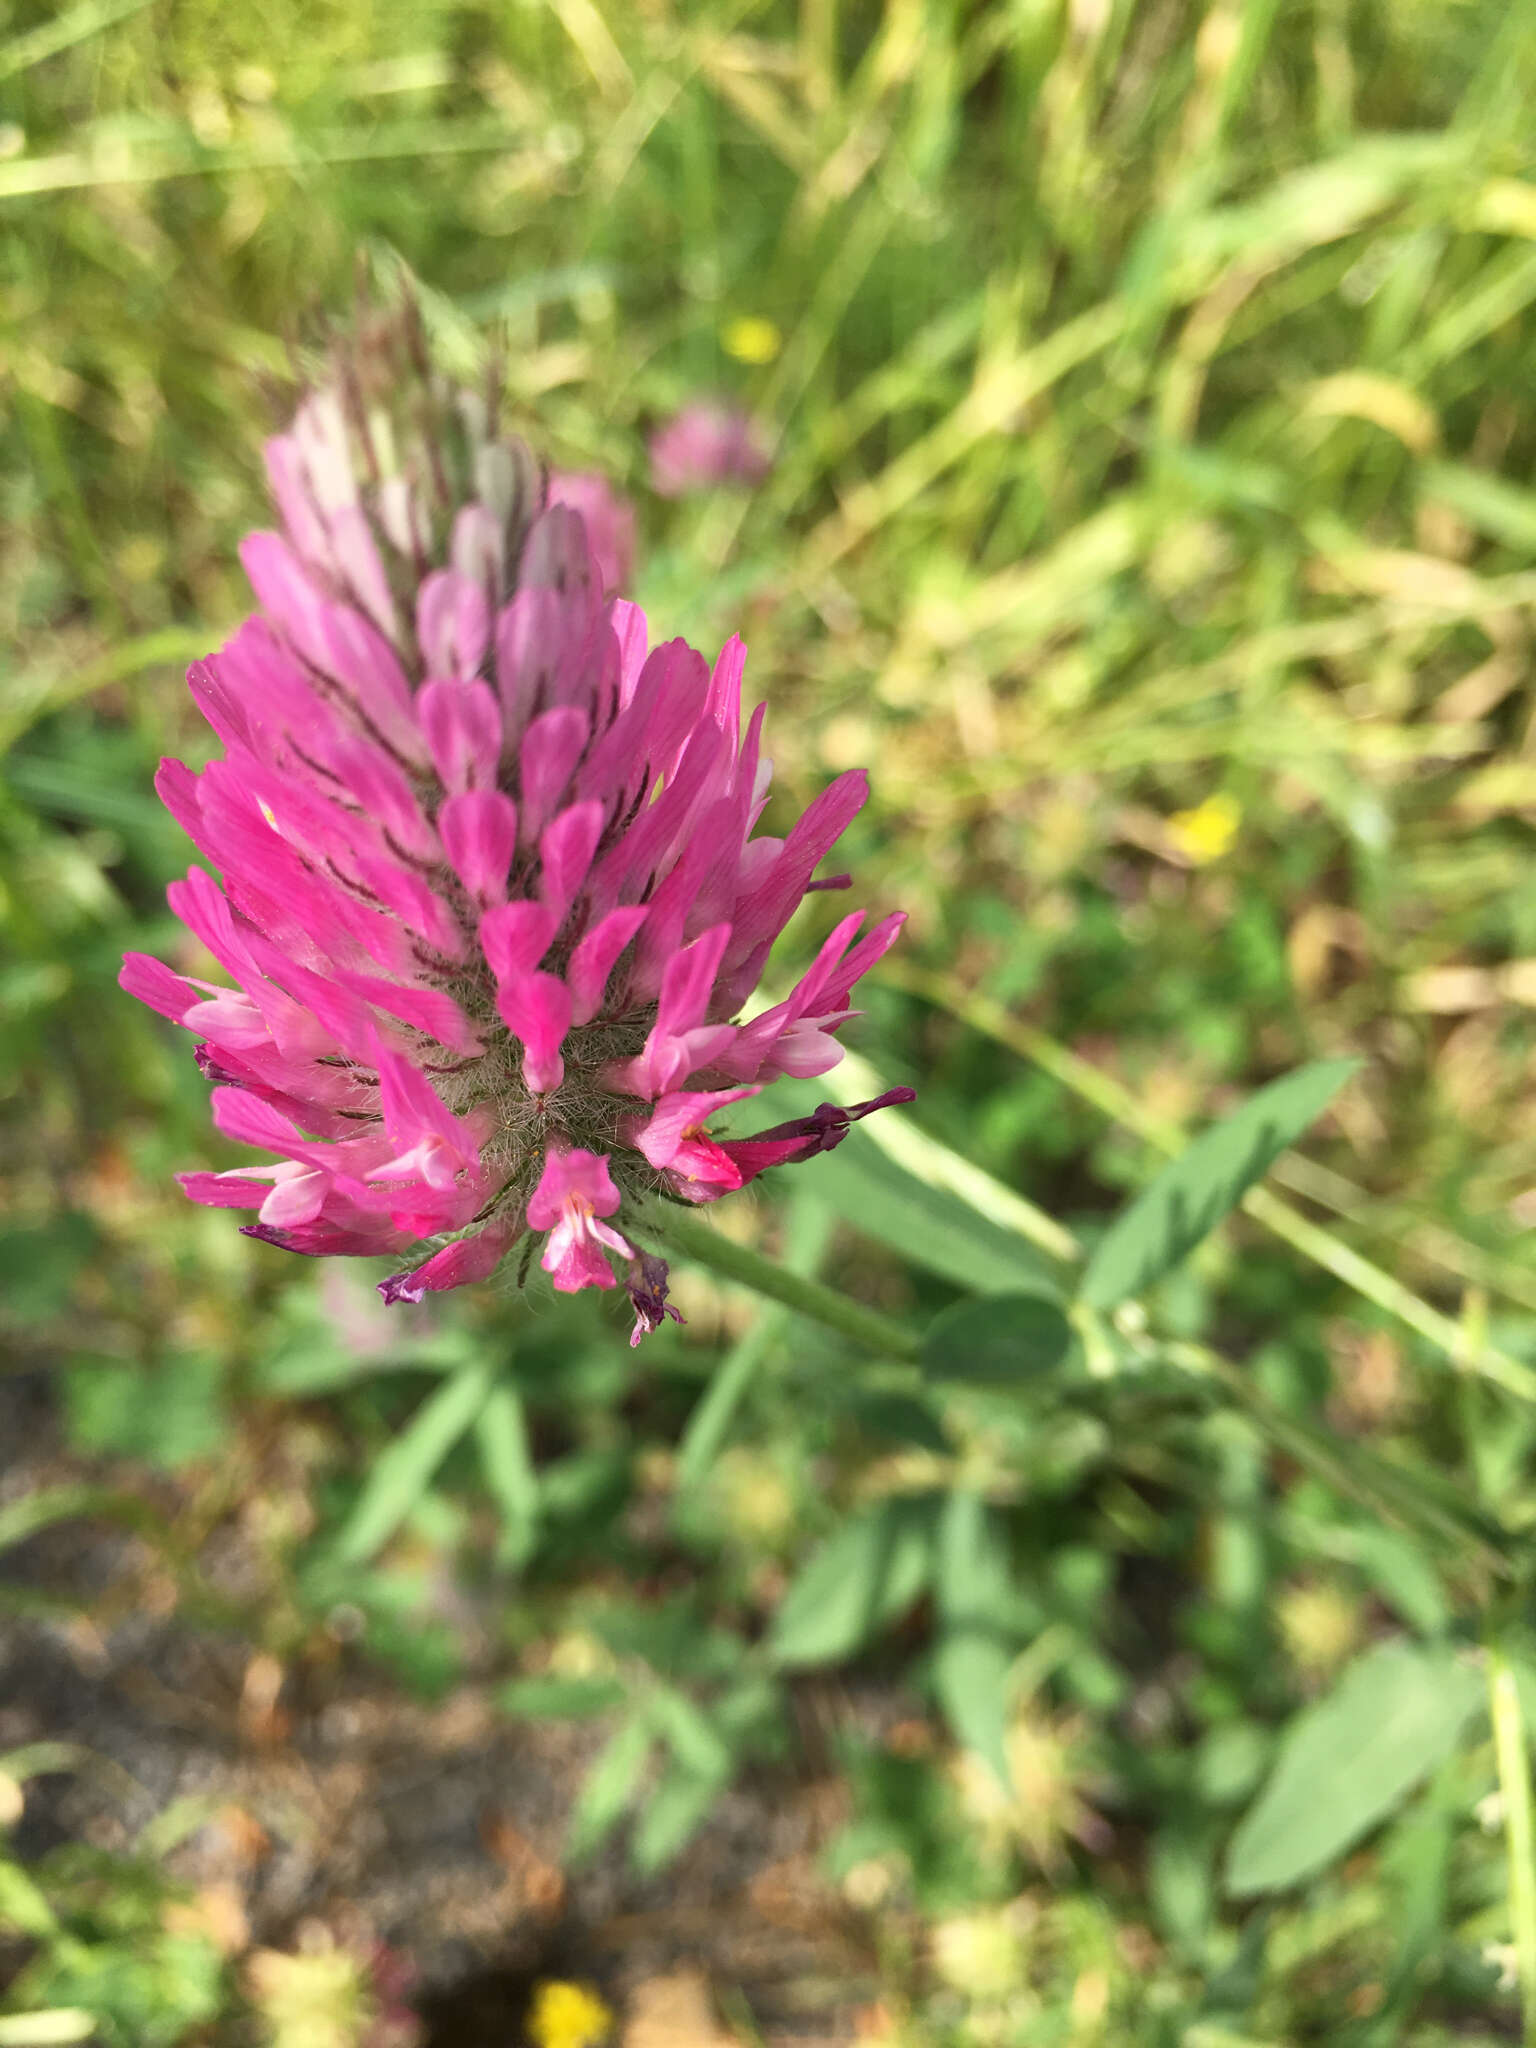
[627, 1252, 685, 1347]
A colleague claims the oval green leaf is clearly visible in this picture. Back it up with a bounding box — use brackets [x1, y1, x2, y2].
[1224, 1639, 1482, 1896]
[768, 1497, 937, 1670]
[920, 1293, 1072, 1386]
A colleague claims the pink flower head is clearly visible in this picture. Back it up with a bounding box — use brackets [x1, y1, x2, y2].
[121, 299, 905, 1334]
[546, 470, 635, 596]
[649, 401, 770, 498]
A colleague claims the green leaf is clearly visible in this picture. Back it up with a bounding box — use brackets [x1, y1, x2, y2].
[0, 2012, 98, 2046]
[1348, 1524, 1450, 1638]
[841, 1389, 951, 1453]
[630, 1755, 730, 1873]
[64, 1352, 226, 1469]
[649, 1685, 733, 1779]
[769, 1496, 938, 1670]
[335, 1357, 492, 1565]
[763, 1072, 1070, 1290]
[1150, 1819, 1218, 1954]
[931, 1492, 1018, 1784]
[0, 1861, 58, 1939]
[1224, 1640, 1483, 1896]
[1081, 1058, 1361, 1311]
[474, 1382, 539, 1568]
[0, 1215, 97, 1328]
[920, 1293, 1072, 1387]
[0, 1485, 114, 1554]
[498, 1674, 628, 1719]
[256, 1325, 475, 1395]
[932, 1630, 1014, 1788]
[934, 1489, 1016, 1631]
[567, 1714, 654, 1862]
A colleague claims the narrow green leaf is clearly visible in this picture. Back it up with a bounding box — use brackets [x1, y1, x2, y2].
[932, 1630, 1014, 1788]
[762, 1066, 1070, 1290]
[769, 1497, 938, 1670]
[0, 1743, 86, 1784]
[1225, 1640, 1483, 1896]
[0, 1485, 111, 1554]
[921, 1293, 1072, 1386]
[335, 1357, 492, 1565]
[0, 1861, 58, 1939]
[0, 2014, 98, 2047]
[499, 1674, 628, 1719]
[935, 1490, 1016, 1630]
[931, 1492, 1018, 1784]
[649, 1685, 733, 1779]
[1081, 1059, 1361, 1310]
[567, 1714, 654, 1862]
[474, 1382, 539, 1568]
[630, 1755, 730, 1874]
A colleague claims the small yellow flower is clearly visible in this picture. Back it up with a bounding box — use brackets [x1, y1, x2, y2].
[526, 1979, 614, 2048]
[1166, 793, 1240, 865]
[720, 315, 782, 365]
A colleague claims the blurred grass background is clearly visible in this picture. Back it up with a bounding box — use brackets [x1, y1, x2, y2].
[7, 0, 1536, 2042]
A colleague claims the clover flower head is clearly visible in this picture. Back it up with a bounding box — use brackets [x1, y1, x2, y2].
[122, 301, 905, 1339]
[648, 400, 770, 497]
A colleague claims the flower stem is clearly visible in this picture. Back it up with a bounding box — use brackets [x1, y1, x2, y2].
[1488, 1639, 1536, 2044]
[675, 1192, 833, 1491]
[646, 1205, 922, 1363]
[1164, 1337, 1511, 1580]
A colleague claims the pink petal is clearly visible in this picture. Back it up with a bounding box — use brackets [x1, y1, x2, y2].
[177, 1171, 277, 1210]
[351, 854, 467, 965]
[479, 901, 557, 981]
[496, 971, 571, 1095]
[520, 706, 589, 841]
[634, 1086, 759, 1172]
[334, 972, 482, 1056]
[704, 634, 746, 752]
[211, 1085, 304, 1153]
[418, 678, 503, 794]
[656, 922, 732, 1039]
[546, 470, 636, 597]
[121, 952, 198, 1024]
[566, 904, 647, 1025]
[539, 800, 604, 927]
[417, 569, 492, 680]
[526, 1146, 621, 1228]
[451, 503, 507, 600]
[542, 1224, 617, 1293]
[610, 600, 649, 707]
[440, 789, 518, 907]
[495, 587, 570, 736]
[326, 505, 400, 643]
[258, 1163, 330, 1229]
[519, 504, 598, 607]
[379, 1221, 517, 1305]
[264, 432, 334, 567]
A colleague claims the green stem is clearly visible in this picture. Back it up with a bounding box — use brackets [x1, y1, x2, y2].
[644, 1204, 921, 1362]
[1489, 1640, 1536, 2044]
[1164, 1338, 1510, 1579]
[675, 1192, 833, 1491]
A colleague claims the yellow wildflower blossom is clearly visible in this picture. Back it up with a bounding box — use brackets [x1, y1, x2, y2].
[526, 1979, 614, 2048]
[721, 315, 782, 364]
[1166, 793, 1240, 865]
